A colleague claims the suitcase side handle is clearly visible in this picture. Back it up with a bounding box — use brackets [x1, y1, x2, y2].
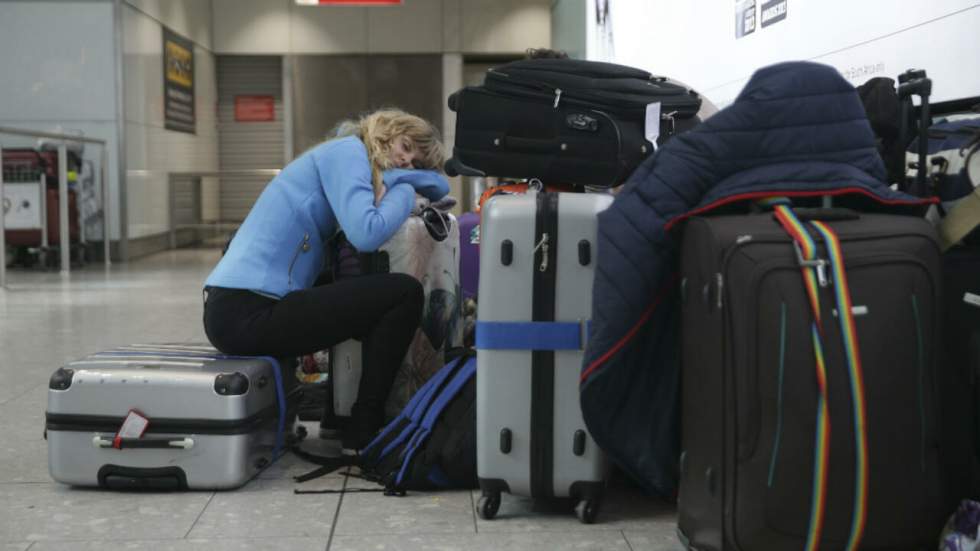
[92, 435, 195, 450]
[503, 135, 560, 153]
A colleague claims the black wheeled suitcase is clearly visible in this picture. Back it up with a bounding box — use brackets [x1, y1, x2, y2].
[677, 207, 951, 550]
[446, 59, 702, 188]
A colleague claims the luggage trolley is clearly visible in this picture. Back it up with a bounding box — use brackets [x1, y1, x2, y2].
[2, 147, 87, 269]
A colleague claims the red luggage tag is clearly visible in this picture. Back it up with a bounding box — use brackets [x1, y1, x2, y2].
[113, 409, 149, 449]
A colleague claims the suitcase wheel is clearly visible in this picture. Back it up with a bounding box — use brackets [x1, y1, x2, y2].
[575, 498, 600, 524]
[477, 492, 501, 520]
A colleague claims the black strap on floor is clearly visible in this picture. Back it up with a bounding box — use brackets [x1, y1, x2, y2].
[294, 487, 385, 495]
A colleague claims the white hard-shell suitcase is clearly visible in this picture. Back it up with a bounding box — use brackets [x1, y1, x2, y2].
[475, 191, 610, 523]
[45, 343, 299, 490]
[325, 209, 463, 429]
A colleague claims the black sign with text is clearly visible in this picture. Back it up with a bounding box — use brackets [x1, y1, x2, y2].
[760, 0, 787, 28]
[163, 27, 195, 134]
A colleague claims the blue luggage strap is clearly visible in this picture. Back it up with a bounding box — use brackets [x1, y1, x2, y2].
[475, 320, 590, 350]
[93, 350, 288, 460]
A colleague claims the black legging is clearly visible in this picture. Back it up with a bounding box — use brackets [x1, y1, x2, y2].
[203, 273, 424, 413]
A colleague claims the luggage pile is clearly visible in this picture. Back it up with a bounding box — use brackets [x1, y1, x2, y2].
[41, 58, 980, 547]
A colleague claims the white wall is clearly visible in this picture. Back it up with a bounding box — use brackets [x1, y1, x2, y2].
[0, 1, 121, 241]
[590, 0, 980, 107]
[211, 0, 551, 54]
[122, 1, 219, 240]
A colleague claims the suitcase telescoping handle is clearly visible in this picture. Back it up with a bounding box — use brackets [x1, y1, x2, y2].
[92, 435, 194, 450]
[897, 68, 932, 196]
[790, 207, 860, 222]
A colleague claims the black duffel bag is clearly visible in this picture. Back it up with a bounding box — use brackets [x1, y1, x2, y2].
[446, 58, 703, 188]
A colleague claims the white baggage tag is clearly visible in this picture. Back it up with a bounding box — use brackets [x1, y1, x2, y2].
[114, 409, 149, 448]
[645, 102, 661, 150]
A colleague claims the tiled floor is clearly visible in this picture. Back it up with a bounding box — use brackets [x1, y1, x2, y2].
[0, 248, 680, 550]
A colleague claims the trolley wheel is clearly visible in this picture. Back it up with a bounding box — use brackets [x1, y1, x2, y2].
[477, 492, 501, 520]
[575, 499, 600, 524]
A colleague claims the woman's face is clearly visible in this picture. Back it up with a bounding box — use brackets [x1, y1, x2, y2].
[387, 135, 417, 169]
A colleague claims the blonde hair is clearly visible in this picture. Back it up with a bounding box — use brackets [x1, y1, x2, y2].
[333, 108, 446, 201]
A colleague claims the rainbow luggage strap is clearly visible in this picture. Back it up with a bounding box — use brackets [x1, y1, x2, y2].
[770, 202, 868, 551]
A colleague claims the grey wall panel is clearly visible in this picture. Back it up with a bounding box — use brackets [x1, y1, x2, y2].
[290, 55, 444, 160]
[216, 55, 284, 221]
[365, 55, 443, 133]
[291, 55, 369, 156]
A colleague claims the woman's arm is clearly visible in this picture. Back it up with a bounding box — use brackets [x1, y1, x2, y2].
[382, 168, 450, 201]
[314, 139, 415, 251]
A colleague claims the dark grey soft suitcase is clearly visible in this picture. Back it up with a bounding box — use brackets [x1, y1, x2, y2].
[677, 210, 951, 550]
[46, 343, 299, 490]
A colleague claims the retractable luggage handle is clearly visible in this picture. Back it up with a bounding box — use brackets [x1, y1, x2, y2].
[898, 68, 932, 196]
[92, 435, 194, 450]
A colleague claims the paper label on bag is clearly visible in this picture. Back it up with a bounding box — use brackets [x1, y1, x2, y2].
[645, 102, 661, 149]
[116, 410, 149, 440]
[964, 292, 980, 309]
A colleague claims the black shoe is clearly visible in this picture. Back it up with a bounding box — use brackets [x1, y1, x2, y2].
[341, 403, 385, 454]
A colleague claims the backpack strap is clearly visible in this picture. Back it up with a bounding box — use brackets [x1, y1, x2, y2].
[293, 352, 474, 485]
[361, 352, 471, 465]
[390, 356, 477, 490]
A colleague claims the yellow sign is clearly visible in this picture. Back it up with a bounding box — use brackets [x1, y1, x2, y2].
[165, 40, 193, 88]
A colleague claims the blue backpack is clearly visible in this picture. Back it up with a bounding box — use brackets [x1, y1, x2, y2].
[293, 350, 477, 495]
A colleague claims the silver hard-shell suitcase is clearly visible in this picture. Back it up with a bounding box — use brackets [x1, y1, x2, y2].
[46, 343, 299, 490]
[475, 192, 610, 523]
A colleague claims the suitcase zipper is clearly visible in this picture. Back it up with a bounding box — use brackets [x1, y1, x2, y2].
[533, 233, 550, 272]
[485, 71, 701, 116]
[530, 192, 559, 499]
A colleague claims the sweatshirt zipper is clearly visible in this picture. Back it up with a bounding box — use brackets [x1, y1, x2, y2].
[287, 233, 310, 287]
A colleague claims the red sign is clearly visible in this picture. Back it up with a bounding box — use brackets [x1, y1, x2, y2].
[296, 0, 402, 5]
[234, 96, 275, 122]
